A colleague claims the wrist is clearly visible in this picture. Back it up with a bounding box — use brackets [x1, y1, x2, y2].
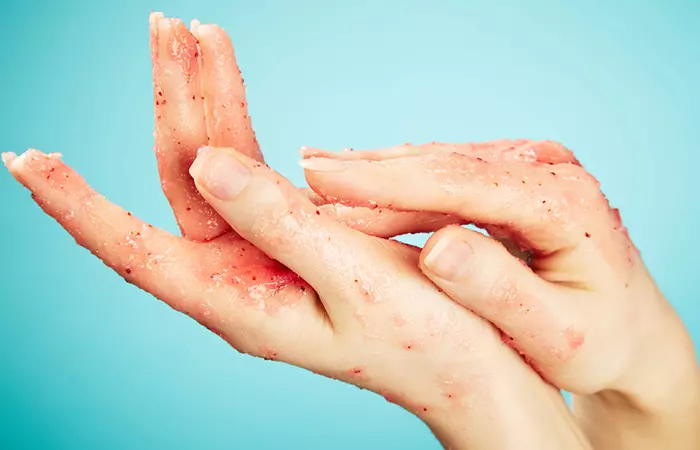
[419, 363, 590, 449]
[574, 374, 700, 450]
[574, 291, 700, 449]
[611, 297, 699, 414]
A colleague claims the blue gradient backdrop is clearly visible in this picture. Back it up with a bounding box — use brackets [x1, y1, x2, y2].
[1, 1, 698, 449]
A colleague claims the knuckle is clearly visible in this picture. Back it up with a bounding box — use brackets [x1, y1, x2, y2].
[534, 139, 566, 151]
[247, 196, 320, 257]
[248, 206, 278, 237]
[544, 164, 605, 220]
[429, 151, 472, 171]
[250, 211, 295, 252]
[488, 273, 520, 308]
[547, 326, 586, 364]
[528, 140, 581, 166]
[558, 164, 602, 197]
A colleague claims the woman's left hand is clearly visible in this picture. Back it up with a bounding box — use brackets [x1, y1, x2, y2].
[3, 142, 590, 449]
[300, 141, 700, 450]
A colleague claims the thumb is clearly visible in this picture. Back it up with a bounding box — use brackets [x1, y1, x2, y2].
[188, 146, 400, 326]
[419, 226, 584, 375]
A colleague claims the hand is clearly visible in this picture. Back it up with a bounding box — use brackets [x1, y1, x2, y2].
[300, 141, 700, 449]
[2, 13, 590, 449]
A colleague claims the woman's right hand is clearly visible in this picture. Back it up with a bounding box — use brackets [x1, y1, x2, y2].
[300, 140, 700, 450]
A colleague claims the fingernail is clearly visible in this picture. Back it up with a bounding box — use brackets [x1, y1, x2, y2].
[190, 147, 251, 200]
[423, 237, 471, 280]
[298, 157, 348, 172]
[298, 146, 315, 157]
[2, 152, 17, 168]
[189, 19, 201, 34]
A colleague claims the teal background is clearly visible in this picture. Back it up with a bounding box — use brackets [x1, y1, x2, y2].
[1, 0, 698, 448]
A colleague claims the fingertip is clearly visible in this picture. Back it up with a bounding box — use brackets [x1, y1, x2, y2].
[2, 152, 17, 170]
[4, 149, 64, 177]
[190, 146, 254, 202]
[190, 21, 215, 38]
[299, 146, 331, 159]
[149, 11, 164, 31]
[421, 224, 463, 251]
[189, 145, 213, 178]
[192, 145, 253, 171]
[298, 157, 348, 172]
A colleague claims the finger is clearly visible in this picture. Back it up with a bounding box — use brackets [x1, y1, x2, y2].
[2, 150, 200, 314]
[301, 187, 326, 205]
[150, 12, 228, 241]
[301, 140, 578, 165]
[299, 140, 528, 161]
[3, 150, 333, 364]
[302, 152, 594, 254]
[520, 140, 581, 165]
[190, 21, 264, 162]
[322, 204, 462, 238]
[419, 226, 583, 376]
[302, 186, 463, 237]
[188, 146, 397, 321]
[302, 186, 464, 237]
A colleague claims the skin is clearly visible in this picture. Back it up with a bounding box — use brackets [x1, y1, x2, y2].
[300, 141, 700, 449]
[1, 13, 591, 450]
[149, 12, 457, 242]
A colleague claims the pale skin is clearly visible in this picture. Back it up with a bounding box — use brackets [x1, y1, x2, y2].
[3, 11, 696, 449]
[2, 13, 591, 450]
[300, 143, 700, 448]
